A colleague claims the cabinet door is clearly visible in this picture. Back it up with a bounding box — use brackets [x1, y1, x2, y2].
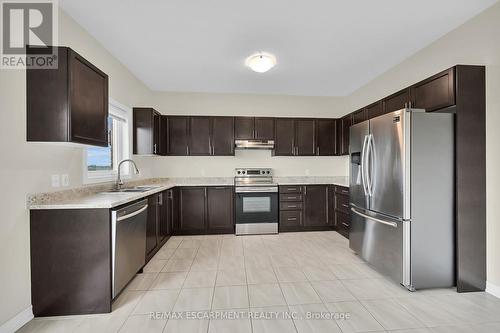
[158, 191, 170, 243]
[352, 109, 366, 124]
[133, 108, 155, 155]
[335, 119, 342, 155]
[159, 115, 168, 156]
[189, 117, 211, 155]
[274, 118, 295, 156]
[69, 51, 109, 147]
[304, 185, 329, 227]
[411, 68, 455, 112]
[316, 119, 336, 156]
[167, 117, 189, 156]
[254, 117, 275, 140]
[179, 187, 206, 234]
[153, 111, 161, 155]
[146, 194, 159, 257]
[206, 187, 234, 234]
[235, 117, 254, 140]
[366, 101, 384, 119]
[341, 115, 352, 155]
[384, 89, 410, 114]
[211, 117, 235, 156]
[295, 119, 316, 156]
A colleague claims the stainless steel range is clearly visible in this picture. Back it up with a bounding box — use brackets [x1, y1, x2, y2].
[234, 168, 278, 235]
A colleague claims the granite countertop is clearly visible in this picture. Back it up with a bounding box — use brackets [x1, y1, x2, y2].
[28, 176, 348, 210]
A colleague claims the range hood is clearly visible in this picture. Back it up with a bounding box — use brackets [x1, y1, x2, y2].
[235, 139, 275, 150]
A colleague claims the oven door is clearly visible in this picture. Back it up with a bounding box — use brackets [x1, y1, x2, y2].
[235, 191, 279, 225]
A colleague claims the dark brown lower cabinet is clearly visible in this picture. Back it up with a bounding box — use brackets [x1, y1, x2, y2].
[303, 185, 329, 227]
[279, 184, 332, 232]
[207, 187, 234, 234]
[175, 186, 234, 235]
[178, 187, 207, 235]
[146, 194, 160, 258]
[334, 186, 350, 239]
[30, 208, 112, 316]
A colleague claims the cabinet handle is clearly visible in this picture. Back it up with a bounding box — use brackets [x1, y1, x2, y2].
[153, 144, 157, 154]
[342, 222, 349, 227]
[287, 205, 297, 208]
[342, 190, 349, 194]
[316, 146, 320, 155]
[341, 204, 349, 208]
[304, 186, 307, 196]
[186, 145, 189, 155]
[158, 193, 163, 205]
[287, 196, 297, 199]
[287, 217, 297, 221]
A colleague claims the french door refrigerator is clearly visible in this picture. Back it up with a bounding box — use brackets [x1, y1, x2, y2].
[349, 108, 455, 291]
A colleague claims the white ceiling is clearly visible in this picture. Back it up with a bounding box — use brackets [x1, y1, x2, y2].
[60, 0, 497, 97]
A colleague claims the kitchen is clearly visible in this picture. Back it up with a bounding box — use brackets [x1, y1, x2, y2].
[1, 1, 500, 333]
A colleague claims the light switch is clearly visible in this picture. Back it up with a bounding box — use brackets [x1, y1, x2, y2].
[61, 174, 69, 187]
[51, 174, 60, 188]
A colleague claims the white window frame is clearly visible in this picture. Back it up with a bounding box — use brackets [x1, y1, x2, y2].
[82, 99, 131, 184]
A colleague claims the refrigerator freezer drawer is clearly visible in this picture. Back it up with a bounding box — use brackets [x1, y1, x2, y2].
[350, 208, 403, 285]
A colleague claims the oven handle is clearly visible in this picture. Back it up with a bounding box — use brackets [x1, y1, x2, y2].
[235, 187, 278, 193]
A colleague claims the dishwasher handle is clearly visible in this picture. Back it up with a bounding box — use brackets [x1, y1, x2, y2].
[117, 204, 148, 222]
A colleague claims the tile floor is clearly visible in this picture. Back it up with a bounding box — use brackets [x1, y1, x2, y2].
[17, 231, 500, 333]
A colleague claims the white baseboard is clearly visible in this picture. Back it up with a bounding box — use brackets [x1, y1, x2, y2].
[486, 281, 500, 299]
[0, 306, 33, 333]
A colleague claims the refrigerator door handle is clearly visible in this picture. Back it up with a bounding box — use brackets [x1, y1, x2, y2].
[360, 135, 369, 196]
[365, 134, 374, 197]
[350, 207, 398, 228]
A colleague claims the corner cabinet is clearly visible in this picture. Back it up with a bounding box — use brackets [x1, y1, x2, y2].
[133, 108, 163, 155]
[27, 46, 109, 147]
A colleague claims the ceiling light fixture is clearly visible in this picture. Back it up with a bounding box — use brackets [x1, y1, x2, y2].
[245, 52, 277, 73]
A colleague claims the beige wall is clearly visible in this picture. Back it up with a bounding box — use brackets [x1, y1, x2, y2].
[346, 2, 500, 288]
[150, 92, 349, 178]
[0, 9, 155, 326]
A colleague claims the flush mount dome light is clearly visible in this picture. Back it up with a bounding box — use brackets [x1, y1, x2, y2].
[245, 52, 277, 73]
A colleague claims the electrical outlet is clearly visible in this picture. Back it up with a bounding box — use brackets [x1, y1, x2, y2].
[51, 174, 60, 188]
[61, 174, 69, 187]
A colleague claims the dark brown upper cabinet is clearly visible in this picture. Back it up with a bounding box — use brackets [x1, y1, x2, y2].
[274, 118, 295, 156]
[27, 46, 109, 147]
[384, 88, 410, 114]
[235, 117, 254, 140]
[167, 116, 190, 156]
[352, 108, 366, 124]
[340, 115, 352, 156]
[133, 108, 162, 155]
[254, 117, 275, 140]
[366, 101, 384, 119]
[295, 119, 316, 156]
[316, 119, 337, 156]
[211, 117, 235, 156]
[235, 117, 274, 140]
[166, 116, 234, 156]
[189, 117, 211, 156]
[411, 68, 455, 112]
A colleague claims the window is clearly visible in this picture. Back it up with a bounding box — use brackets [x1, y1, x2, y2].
[83, 100, 130, 183]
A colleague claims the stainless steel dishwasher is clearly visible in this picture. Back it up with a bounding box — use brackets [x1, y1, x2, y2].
[111, 199, 148, 298]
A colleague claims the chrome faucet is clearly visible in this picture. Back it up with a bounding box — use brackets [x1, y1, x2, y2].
[116, 159, 140, 190]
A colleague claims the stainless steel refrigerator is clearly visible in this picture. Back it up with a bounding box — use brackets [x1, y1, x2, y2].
[349, 108, 454, 291]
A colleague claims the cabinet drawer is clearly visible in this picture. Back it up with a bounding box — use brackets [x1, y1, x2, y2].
[280, 211, 302, 227]
[337, 212, 351, 239]
[280, 202, 303, 211]
[335, 186, 350, 195]
[280, 194, 303, 202]
[279, 185, 303, 194]
[335, 194, 350, 215]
